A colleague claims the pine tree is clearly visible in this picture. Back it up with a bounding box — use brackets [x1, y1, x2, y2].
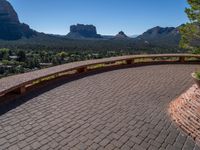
[179, 0, 200, 53]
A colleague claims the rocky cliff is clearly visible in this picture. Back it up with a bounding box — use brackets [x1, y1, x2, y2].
[0, 0, 20, 23]
[67, 24, 102, 39]
[0, 0, 36, 40]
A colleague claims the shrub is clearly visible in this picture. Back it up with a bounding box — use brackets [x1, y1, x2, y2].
[195, 71, 200, 80]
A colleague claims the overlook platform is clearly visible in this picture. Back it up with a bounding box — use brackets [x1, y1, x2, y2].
[0, 62, 200, 149]
[1, 54, 200, 99]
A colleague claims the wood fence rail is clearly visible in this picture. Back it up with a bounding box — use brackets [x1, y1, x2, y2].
[1, 54, 200, 98]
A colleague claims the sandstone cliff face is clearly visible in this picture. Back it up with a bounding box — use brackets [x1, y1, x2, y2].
[67, 24, 102, 39]
[0, 0, 36, 40]
[0, 0, 19, 23]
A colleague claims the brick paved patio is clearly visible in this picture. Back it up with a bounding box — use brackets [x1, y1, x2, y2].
[0, 64, 200, 150]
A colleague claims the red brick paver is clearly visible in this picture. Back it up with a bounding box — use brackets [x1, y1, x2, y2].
[169, 84, 200, 143]
[0, 64, 200, 150]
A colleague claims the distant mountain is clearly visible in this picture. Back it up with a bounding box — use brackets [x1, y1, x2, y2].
[0, 0, 36, 40]
[114, 31, 129, 40]
[136, 26, 180, 47]
[130, 35, 139, 38]
[101, 35, 114, 40]
[138, 26, 179, 39]
[67, 24, 102, 39]
[0, 0, 183, 52]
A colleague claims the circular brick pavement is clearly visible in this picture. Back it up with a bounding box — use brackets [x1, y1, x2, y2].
[0, 64, 200, 150]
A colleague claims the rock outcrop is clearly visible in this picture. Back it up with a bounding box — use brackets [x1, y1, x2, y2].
[67, 24, 102, 39]
[0, 0, 19, 23]
[0, 0, 36, 40]
[114, 31, 129, 39]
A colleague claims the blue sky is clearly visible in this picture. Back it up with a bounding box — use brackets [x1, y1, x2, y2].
[8, 0, 189, 35]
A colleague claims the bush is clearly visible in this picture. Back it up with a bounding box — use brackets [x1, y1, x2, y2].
[195, 71, 200, 80]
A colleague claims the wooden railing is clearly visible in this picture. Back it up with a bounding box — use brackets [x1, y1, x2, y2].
[1, 54, 200, 99]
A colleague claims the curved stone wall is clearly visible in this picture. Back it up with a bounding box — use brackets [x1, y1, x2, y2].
[0, 53, 200, 99]
[169, 84, 200, 142]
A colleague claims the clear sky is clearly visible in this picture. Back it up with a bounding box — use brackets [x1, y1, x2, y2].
[8, 0, 189, 36]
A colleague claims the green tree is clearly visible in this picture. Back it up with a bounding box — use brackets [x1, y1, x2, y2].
[0, 48, 10, 60]
[179, 0, 200, 53]
[26, 55, 40, 69]
[52, 57, 59, 65]
[58, 51, 68, 61]
[15, 65, 25, 74]
[17, 50, 26, 62]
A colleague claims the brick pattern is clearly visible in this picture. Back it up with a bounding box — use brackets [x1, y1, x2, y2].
[0, 64, 200, 149]
[169, 84, 200, 143]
